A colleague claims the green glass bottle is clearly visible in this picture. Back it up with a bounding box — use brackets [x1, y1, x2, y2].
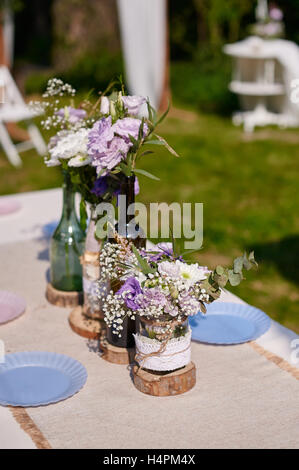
[50, 170, 85, 291]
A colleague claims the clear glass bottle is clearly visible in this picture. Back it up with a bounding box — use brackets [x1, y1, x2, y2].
[50, 170, 85, 291]
[82, 206, 106, 317]
[107, 174, 146, 348]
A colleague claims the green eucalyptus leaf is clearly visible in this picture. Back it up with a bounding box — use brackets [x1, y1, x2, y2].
[228, 270, 242, 286]
[216, 265, 225, 275]
[249, 251, 258, 267]
[233, 256, 244, 274]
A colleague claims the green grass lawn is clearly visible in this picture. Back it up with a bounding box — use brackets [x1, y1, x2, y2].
[1, 109, 298, 332]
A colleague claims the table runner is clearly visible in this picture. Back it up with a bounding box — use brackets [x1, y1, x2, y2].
[0, 239, 298, 449]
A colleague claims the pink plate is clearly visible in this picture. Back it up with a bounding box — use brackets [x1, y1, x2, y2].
[0, 291, 26, 325]
[0, 200, 21, 216]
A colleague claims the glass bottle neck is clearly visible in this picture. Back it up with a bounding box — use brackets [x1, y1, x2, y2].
[62, 170, 76, 220]
[120, 175, 135, 224]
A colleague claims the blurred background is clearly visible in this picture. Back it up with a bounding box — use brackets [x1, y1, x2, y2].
[0, 0, 298, 332]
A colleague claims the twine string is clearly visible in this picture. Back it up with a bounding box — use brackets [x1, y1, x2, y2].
[134, 318, 189, 372]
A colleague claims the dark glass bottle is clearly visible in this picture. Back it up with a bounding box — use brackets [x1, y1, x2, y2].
[107, 174, 146, 348]
[50, 170, 85, 291]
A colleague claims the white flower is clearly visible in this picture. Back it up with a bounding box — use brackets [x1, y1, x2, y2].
[175, 260, 208, 288]
[49, 128, 89, 161]
[100, 96, 110, 114]
[68, 155, 92, 167]
[45, 157, 61, 167]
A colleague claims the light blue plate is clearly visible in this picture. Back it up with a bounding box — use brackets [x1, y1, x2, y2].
[0, 351, 87, 407]
[190, 302, 271, 345]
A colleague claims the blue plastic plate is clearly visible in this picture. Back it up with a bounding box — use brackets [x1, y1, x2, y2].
[0, 351, 87, 407]
[190, 302, 271, 345]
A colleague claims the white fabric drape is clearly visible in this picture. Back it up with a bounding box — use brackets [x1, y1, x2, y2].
[3, 4, 14, 67]
[117, 0, 166, 111]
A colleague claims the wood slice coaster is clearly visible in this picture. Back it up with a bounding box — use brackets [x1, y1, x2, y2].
[46, 283, 83, 308]
[100, 338, 135, 365]
[69, 306, 106, 340]
[133, 362, 196, 397]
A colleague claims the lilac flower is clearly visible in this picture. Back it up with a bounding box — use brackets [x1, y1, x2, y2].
[121, 95, 146, 115]
[157, 242, 174, 257]
[145, 243, 176, 263]
[95, 137, 129, 175]
[56, 106, 86, 124]
[88, 117, 114, 156]
[88, 117, 130, 175]
[158, 261, 180, 278]
[164, 301, 179, 317]
[116, 277, 142, 310]
[112, 118, 149, 143]
[138, 288, 167, 309]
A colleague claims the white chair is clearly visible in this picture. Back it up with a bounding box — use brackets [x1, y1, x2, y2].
[0, 65, 47, 167]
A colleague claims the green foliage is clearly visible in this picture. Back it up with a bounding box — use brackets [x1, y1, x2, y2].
[200, 252, 258, 306]
[25, 51, 123, 95]
[171, 56, 238, 115]
[146, 329, 157, 340]
[79, 198, 88, 232]
[131, 245, 156, 276]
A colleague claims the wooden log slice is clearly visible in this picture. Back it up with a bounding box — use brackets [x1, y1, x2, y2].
[133, 362, 196, 396]
[46, 283, 83, 308]
[100, 337, 135, 365]
[68, 306, 106, 340]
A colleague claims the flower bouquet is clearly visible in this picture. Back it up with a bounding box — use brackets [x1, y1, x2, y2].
[32, 78, 179, 319]
[98, 236, 257, 391]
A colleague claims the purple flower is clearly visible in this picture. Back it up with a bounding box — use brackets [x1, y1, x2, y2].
[91, 176, 109, 197]
[88, 117, 114, 156]
[157, 242, 174, 257]
[117, 277, 142, 310]
[145, 243, 177, 263]
[88, 117, 130, 175]
[112, 118, 149, 143]
[95, 137, 129, 175]
[56, 106, 86, 124]
[121, 95, 146, 115]
[138, 288, 168, 309]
